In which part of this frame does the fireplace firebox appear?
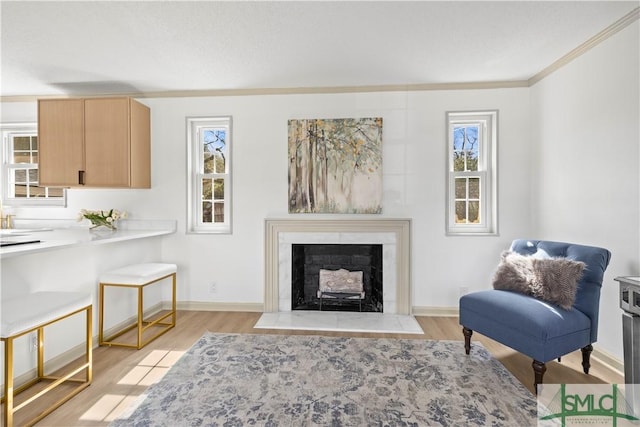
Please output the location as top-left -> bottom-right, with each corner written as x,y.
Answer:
291,244 -> 383,312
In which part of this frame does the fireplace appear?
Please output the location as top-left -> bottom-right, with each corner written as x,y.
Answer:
291,244 -> 383,312
264,219 -> 411,314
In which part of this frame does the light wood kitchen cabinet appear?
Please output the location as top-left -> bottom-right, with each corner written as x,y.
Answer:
38,97 -> 150,188
38,99 -> 84,187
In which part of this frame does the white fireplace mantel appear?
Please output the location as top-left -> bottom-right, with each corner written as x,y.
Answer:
264,218 -> 412,314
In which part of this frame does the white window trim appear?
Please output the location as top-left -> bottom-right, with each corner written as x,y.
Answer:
1,122 -> 67,207
186,116 -> 232,234
446,111 -> 497,235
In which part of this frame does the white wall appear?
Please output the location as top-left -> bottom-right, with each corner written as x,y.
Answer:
530,21 -> 640,361
147,89 -> 532,308
1,88 -> 532,311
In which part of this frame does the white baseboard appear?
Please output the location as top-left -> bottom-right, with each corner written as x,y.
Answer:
174,301 -> 263,312
591,347 -> 624,376
412,306 -> 459,317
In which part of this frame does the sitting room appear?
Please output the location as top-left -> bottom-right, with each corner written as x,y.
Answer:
1,1 -> 638,425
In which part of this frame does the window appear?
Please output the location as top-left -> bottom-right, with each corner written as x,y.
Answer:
1,123 -> 66,207
187,117 -> 232,233
446,111 -> 497,235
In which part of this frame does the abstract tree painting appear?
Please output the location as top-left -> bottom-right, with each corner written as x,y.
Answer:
288,117 -> 382,213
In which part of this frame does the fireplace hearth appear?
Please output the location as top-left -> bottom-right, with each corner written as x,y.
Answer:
291,244 -> 383,312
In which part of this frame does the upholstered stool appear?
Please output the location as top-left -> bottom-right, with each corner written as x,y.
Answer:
99,263 -> 177,349
1,292 -> 92,427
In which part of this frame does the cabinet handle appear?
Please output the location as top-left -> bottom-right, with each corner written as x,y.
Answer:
79,170 -> 86,185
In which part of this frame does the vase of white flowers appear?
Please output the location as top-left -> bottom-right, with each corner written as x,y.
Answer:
78,209 -> 127,230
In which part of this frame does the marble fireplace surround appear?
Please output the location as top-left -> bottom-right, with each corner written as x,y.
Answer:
264,219 -> 411,315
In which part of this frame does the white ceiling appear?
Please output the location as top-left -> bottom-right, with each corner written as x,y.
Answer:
1,1 -> 638,98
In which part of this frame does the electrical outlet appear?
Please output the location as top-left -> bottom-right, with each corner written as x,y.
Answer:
30,333 -> 38,352
209,283 -> 217,293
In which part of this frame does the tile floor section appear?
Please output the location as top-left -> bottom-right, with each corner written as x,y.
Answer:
254,311 -> 424,334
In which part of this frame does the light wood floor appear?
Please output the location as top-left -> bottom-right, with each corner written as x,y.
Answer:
6,311 -> 624,426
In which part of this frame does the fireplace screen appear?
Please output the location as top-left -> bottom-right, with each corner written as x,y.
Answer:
291,244 -> 383,312
318,268 -> 366,311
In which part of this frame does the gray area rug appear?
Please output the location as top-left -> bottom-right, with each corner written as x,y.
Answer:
111,333 -> 537,426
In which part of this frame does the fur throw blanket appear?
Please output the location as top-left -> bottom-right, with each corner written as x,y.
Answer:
492,251 -> 585,309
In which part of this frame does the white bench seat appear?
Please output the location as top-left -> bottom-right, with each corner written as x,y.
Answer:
1,291 -> 92,427
1,292 -> 92,338
99,263 -> 177,349
99,263 -> 177,286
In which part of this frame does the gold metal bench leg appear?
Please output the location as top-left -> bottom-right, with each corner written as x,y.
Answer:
137,286 -> 144,349
87,305 -> 93,383
4,336 -> 15,427
37,327 -> 44,378
99,283 -> 105,345
172,273 -> 177,326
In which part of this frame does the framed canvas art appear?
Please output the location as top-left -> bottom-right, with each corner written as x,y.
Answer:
288,117 -> 382,214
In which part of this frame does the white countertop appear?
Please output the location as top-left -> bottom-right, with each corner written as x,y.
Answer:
0,219 -> 176,259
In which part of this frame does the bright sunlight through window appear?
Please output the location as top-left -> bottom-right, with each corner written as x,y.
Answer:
79,349 -> 184,422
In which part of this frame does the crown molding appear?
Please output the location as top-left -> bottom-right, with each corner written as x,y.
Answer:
529,6 -> 639,86
0,80 -> 529,103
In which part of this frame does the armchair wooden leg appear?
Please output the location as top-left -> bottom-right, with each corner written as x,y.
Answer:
462,327 -> 473,355
581,344 -> 593,374
532,360 -> 546,394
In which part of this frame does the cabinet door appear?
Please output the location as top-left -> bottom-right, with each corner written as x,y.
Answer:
130,99 -> 151,188
84,98 -> 130,187
38,99 -> 85,186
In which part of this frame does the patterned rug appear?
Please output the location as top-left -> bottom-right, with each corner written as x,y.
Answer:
111,333 -> 537,426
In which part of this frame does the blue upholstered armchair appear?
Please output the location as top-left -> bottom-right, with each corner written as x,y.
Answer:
459,239 -> 611,392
